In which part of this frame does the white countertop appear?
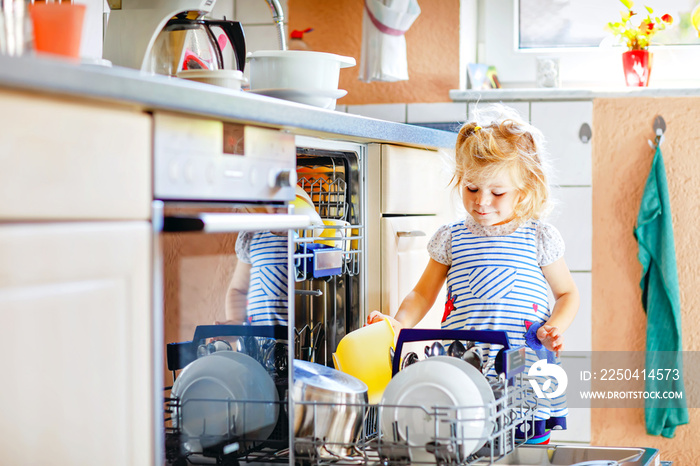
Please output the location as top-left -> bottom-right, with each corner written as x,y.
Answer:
449,86 -> 700,102
0,55 -> 457,150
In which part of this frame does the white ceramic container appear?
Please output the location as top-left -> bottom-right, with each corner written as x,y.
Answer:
247,50 -> 355,108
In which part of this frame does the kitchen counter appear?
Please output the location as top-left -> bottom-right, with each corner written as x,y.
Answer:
0,55 -> 456,150
450,86 -> 700,102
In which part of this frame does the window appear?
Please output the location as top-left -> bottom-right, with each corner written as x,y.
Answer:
519,0 -> 700,49
478,0 -> 700,87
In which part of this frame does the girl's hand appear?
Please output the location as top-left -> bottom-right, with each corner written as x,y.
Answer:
365,310 -> 404,336
537,324 -> 563,356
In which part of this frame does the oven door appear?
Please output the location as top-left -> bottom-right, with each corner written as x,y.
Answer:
154,202 -> 308,465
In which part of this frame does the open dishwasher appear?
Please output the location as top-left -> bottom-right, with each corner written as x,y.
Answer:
160,133 -> 659,466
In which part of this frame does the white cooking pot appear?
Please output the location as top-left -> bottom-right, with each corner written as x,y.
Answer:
247,50 -> 356,92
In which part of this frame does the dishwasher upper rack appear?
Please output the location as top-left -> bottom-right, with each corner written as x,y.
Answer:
293,223 -> 363,280
297,154 -> 350,222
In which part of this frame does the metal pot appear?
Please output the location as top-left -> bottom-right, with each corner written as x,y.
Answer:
292,359 -> 368,458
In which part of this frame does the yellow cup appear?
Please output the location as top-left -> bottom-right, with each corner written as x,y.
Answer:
332,317 -> 396,404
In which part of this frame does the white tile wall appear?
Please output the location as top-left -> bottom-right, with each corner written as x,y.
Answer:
468,102 -> 530,122
346,104 -> 407,123
235,0 -> 288,24
242,24 -> 286,54
210,0 -> 235,20
406,102 -> 467,124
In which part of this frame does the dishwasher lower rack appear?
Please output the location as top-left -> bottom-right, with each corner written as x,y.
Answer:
163,371 -> 537,466
290,371 -> 537,466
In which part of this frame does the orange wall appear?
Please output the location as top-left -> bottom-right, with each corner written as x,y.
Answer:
592,97 -> 700,464
288,0 -> 460,105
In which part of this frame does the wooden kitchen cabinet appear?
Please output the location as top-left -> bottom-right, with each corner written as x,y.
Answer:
0,222 -> 153,465
0,91 -> 154,464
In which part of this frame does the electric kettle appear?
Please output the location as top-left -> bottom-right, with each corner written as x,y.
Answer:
146,15 -> 246,76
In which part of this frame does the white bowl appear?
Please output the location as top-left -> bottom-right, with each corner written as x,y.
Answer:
176,69 -> 247,91
247,50 -> 355,94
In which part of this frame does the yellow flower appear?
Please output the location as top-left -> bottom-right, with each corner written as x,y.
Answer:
606,0 -> 674,50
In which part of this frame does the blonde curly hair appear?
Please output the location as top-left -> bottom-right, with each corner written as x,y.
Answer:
453,104 -> 552,222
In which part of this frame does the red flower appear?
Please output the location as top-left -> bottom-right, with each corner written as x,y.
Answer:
661,13 -> 673,25
640,20 -> 655,35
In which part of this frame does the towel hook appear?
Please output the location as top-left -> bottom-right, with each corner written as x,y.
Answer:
648,115 -> 666,150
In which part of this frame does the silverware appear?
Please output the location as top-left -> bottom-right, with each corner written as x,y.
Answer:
424,341 -> 446,358
446,340 -> 467,358
463,346 -> 483,372
401,351 -> 419,370
197,339 -> 232,358
264,341 -> 288,377
310,324 -> 324,362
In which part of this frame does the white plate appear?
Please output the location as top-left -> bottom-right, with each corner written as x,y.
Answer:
210,351 -> 279,439
380,358 -> 494,462
172,356 -> 248,449
248,88 -> 347,109
430,356 -> 496,451
171,351 -> 279,450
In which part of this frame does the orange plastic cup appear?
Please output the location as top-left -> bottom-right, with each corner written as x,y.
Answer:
29,3 -> 86,59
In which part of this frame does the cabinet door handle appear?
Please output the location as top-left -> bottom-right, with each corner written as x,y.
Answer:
579,123 -> 592,144
397,230 -> 426,238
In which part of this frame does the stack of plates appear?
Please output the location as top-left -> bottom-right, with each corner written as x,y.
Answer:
380,356 -> 495,462
248,89 -> 347,109
171,351 -> 279,451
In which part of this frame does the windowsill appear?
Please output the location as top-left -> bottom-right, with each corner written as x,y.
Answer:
449,85 -> 700,102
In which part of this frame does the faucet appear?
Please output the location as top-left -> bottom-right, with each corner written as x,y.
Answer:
264,0 -> 287,50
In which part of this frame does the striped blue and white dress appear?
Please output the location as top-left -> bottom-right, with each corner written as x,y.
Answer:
428,217 -> 568,431
236,231 -> 289,326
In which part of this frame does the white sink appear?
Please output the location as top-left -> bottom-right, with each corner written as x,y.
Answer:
492,444 -> 659,466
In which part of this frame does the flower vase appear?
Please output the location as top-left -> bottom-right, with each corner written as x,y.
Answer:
622,50 -> 652,87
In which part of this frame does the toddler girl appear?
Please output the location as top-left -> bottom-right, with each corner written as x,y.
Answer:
368,104 -> 579,444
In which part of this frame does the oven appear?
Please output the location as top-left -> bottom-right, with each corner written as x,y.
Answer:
151,111 -> 367,465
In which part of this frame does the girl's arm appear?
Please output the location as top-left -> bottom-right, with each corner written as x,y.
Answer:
539,257 -> 580,354
368,259 -> 449,331
220,261 -> 252,325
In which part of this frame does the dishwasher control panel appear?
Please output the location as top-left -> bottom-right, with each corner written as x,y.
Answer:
153,112 -> 296,202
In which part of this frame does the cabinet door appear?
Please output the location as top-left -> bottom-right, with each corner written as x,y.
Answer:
381,145 -> 453,215
531,101 -> 593,187
0,222 -> 152,466
548,186 -> 592,272
0,90 -> 152,220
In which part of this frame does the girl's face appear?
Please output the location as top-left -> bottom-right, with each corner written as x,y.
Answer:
462,168 -> 520,226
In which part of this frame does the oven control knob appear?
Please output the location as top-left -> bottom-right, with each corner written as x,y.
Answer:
269,168 -> 297,189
